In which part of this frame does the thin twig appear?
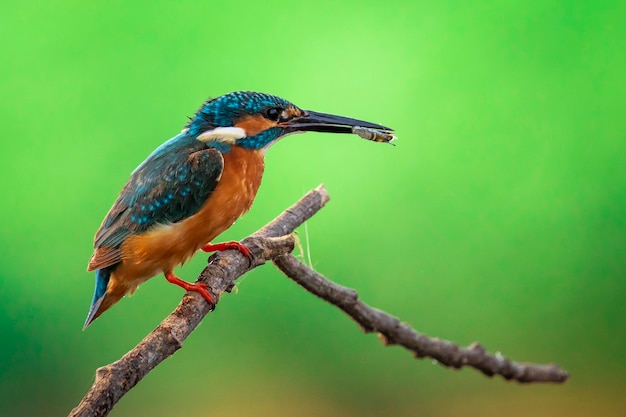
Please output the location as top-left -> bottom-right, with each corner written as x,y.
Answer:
69,185 -> 331,417
273,253 -> 569,384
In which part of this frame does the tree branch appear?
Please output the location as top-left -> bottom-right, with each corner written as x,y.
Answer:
70,185 -> 331,417
273,253 -> 569,383
70,183 -> 568,417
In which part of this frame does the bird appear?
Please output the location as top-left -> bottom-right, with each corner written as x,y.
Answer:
84,91 -> 393,329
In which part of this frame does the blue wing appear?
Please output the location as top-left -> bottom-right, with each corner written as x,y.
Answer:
87,140 -> 224,271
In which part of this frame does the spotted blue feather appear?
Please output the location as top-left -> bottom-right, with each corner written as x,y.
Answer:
92,132 -> 224,268
186,91 -> 293,136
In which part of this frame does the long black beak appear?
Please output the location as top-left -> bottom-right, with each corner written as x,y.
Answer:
281,110 -> 393,135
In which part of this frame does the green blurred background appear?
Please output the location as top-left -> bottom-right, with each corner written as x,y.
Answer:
1,1 -> 624,416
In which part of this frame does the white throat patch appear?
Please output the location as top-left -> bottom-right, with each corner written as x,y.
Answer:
197,127 -> 246,144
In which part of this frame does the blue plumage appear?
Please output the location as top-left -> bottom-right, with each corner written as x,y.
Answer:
186,91 -> 293,137
94,267 -> 111,300
237,127 -> 283,150
91,135 -> 224,270
83,267 -> 113,328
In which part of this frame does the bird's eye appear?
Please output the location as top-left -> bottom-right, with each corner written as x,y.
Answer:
265,107 -> 281,121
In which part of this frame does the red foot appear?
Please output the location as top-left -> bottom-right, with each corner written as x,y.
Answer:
165,272 -> 214,304
201,241 -> 253,262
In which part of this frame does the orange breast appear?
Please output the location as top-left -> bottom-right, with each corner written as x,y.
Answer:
111,146 -> 265,293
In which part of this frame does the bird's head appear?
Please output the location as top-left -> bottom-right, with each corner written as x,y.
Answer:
185,91 -> 392,150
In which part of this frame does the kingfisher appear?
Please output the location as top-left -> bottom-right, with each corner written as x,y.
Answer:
84,91 -> 393,328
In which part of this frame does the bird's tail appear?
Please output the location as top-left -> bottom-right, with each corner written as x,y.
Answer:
83,266 -> 121,329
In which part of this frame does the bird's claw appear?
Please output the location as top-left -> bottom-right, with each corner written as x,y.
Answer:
165,272 -> 215,304
201,241 -> 254,266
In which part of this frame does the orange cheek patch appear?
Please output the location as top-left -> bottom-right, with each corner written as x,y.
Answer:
284,106 -> 302,119
235,115 -> 277,137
